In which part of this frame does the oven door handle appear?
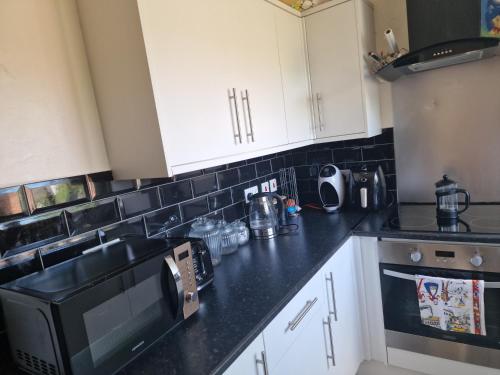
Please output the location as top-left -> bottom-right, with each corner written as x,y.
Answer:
164,255 -> 184,318
383,269 -> 500,288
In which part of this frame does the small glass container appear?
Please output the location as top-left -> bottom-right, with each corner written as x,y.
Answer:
220,221 -> 239,255
189,218 -> 222,266
233,220 -> 250,245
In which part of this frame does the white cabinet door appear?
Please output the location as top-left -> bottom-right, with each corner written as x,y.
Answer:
137,0 -> 250,167
305,1 -> 366,139
224,334 -> 267,375
274,9 -> 313,144
269,307 -> 331,375
323,238 -> 366,375
234,0 -> 288,151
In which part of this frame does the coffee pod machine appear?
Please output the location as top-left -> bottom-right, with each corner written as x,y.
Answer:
318,164 -> 345,213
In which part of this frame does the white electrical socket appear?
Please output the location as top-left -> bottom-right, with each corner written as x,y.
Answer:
269,179 -> 278,192
261,181 -> 270,193
244,186 -> 259,203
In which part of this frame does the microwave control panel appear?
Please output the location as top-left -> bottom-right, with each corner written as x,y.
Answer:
174,242 -> 200,318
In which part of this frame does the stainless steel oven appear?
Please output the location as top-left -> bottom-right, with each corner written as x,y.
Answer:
0,237 -> 203,375
378,240 -> 500,369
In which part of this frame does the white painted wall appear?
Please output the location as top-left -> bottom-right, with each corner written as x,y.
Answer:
0,0 -> 109,188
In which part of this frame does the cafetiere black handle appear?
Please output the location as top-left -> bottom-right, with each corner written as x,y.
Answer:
456,189 -> 470,214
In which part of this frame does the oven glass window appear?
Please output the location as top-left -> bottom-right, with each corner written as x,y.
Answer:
82,273 -> 163,367
380,264 -> 500,350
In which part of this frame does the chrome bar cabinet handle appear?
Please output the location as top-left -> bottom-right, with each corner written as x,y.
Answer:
228,88 -> 242,144
316,93 -> 324,131
325,272 -> 338,321
241,89 -> 255,143
323,315 -> 336,367
287,297 -> 318,332
255,351 -> 269,375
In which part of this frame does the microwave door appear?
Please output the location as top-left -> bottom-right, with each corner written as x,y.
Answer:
56,252 -> 184,375
379,264 -> 500,351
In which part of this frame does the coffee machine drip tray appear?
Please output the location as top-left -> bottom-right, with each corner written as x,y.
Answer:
384,204 -> 500,234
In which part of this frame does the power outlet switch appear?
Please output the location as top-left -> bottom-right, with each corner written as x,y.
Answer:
244,186 -> 259,203
269,179 -> 278,192
261,181 -> 270,193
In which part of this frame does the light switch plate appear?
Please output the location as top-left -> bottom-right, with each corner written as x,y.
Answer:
269,179 -> 278,192
244,186 -> 259,203
261,181 -> 270,193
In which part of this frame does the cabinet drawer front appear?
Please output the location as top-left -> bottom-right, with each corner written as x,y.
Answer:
263,271 -> 325,370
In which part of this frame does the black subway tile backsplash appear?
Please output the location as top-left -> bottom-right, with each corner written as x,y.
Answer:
86,171 -> 136,200
25,176 -> 89,214
100,216 -> 146,242
333,147 -> 362,163
223,202 -> 246,222
271,157 -> 285,172
144,206 -> 182,237
208,190 -> 233,211
159,180 -> 193,206
238,165 -> 257,182
191,174 -> 218,197
65,198 -> 120,236
217,169 -> 239,189
0,211 -> 67,257
180,197 -> 209,222
362,144 -> 395,161
0,186 -> 28,222
231,182 -> 250,203
0,128 -> 395,279
307,150 -> 333,164
290,128 -> 396,205
0,251 -> 43,285
118,188 -> 161,219
256,160 -> 272,177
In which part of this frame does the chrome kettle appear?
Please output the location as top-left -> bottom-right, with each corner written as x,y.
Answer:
248,192 -> 285,239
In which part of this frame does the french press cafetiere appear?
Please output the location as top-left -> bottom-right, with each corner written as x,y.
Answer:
435,175 -> 471,223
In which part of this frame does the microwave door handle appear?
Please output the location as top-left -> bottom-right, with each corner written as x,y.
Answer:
164,255 -> 184,318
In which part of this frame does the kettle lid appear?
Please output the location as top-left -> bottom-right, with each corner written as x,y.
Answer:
435,174 -> 456,188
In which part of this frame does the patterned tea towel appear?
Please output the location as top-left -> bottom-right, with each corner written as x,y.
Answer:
415,275 -> 486,336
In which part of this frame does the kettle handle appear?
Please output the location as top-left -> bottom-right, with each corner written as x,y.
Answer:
272,192 -> 286,224
456,189 -> 470,214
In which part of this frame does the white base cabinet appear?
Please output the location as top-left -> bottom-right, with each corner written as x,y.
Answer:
321,237 -> 366,375
225,237 -> 366,375
224,335 -> 267,375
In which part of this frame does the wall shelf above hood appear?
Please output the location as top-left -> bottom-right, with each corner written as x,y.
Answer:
376,37 -> 500,82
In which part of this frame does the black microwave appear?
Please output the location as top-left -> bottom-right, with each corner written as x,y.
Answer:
0,237 -> 211,375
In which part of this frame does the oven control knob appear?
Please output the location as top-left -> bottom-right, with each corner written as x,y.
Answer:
185,292 -> 197,303
470,255 -> 484,268
410,249 -> 422,263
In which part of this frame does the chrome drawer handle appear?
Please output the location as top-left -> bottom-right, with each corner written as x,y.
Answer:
255,351 -> 269,375
287,297 -> 318,332
325,272 -> 338,321
323,315 -> 336,367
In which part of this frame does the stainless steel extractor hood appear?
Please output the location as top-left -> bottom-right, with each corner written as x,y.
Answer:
375,0 -> 500,82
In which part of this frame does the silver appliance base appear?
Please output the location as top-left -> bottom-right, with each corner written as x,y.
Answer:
386,330 -> 500,370
251,227 -> 278,239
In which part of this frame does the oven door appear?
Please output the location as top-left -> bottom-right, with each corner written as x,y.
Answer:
55,251 -> 183,375
380,263 -> 500,351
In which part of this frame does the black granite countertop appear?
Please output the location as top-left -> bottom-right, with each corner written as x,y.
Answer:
117,209 -> 365,375
5,205 -> 500,375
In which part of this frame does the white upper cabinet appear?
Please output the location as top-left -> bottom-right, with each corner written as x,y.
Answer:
137,0 -> 251,168
305,0 -> 381,142
274,8 -> 313,144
